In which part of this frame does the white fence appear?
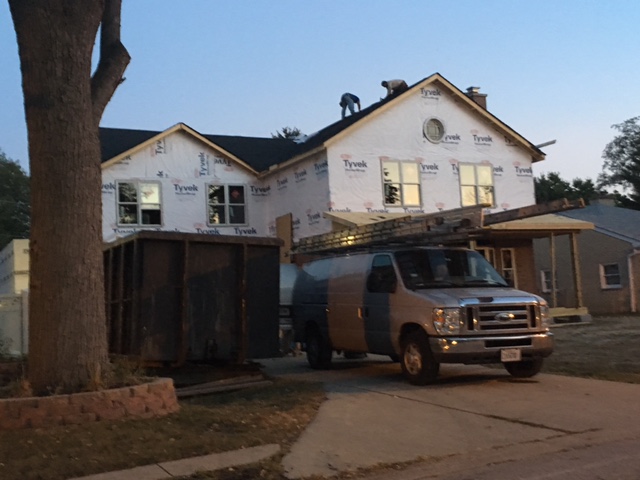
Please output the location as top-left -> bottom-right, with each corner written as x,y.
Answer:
0,292 -> 29,357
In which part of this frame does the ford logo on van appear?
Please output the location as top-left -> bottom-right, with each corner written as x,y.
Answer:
496,312 -> 516,321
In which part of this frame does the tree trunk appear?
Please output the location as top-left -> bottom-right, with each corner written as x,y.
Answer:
9,0 -> 129,394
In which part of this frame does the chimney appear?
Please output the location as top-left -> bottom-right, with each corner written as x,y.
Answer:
465,86 -> 487,110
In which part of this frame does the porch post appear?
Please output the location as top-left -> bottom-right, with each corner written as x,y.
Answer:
569,232 -> 584,308
550,234 -> 557,308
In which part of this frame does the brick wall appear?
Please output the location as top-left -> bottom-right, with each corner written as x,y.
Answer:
0,378 -> 179,430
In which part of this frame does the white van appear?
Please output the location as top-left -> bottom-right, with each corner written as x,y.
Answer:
292,247 -> 553,385
279,263 -> 300,355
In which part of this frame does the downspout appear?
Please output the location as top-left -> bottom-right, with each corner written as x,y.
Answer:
628,248 -> 640,313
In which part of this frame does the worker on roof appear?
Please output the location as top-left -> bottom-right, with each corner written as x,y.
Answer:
381,79 -> 408,98
339,93 -> 361,119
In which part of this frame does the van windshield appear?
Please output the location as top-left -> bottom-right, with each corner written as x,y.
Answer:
394,249 -> 509,289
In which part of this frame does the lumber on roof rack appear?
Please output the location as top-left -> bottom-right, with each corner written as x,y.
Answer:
291,198 -> 585,256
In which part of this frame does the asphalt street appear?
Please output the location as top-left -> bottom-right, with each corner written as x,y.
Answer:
260,355 -> 640,480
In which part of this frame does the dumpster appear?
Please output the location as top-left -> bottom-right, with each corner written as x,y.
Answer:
103,231 -> 282,365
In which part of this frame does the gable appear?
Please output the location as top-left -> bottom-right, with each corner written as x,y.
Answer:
282,73 -> 545,168
100,123 -> 296,174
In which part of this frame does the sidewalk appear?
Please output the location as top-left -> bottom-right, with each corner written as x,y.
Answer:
70,444 -> 280,480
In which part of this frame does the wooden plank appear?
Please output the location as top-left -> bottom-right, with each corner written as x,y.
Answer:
483,198 -> 585,226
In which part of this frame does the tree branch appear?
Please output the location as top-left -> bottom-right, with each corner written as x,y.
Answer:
91,0 -> 130,126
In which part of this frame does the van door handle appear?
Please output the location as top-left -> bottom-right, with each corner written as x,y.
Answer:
359,307 -> 369,318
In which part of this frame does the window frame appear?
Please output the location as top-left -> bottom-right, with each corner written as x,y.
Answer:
206,183 -> 248,226
458,162 -> 495,208
423,117 -> 445,143
599,263 -> 622,289
116,180 -> 163,227
500,248 -> 517,288
381,159 -> 422,208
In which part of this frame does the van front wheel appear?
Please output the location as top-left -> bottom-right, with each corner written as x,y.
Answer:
401,330 -> 439,385
504,358 -> 543,378
306,329 -> 332,369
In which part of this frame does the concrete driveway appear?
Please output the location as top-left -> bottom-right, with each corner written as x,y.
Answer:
259,355 -> 640,479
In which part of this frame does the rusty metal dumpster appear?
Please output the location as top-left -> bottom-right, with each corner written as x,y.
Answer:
103,231 -> 282,365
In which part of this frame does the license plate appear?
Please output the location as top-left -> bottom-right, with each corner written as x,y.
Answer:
501,348 -> 522,362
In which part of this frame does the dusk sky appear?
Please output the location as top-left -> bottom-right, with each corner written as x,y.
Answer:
1,1 -> 639,183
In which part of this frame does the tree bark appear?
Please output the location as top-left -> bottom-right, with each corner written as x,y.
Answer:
9,0 -> 129,393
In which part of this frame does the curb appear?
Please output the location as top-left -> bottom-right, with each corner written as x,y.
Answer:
69,443 -> 281,480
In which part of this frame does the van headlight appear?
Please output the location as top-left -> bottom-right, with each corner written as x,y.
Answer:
433,308 -> 462,335
539,303 -> 551,330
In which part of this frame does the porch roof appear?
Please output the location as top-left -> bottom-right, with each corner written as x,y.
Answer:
324,211 -> 594,234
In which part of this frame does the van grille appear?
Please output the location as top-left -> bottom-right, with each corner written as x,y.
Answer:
465,304 -> 537,333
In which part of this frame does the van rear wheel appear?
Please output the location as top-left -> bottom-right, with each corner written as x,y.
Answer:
401,330 -> 439,385
306,329 -> 332,369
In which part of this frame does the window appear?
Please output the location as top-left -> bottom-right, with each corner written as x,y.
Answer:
117,181 -> 162,226
208,184 -> 247,225
382,160 -> 421,207
367,255 -> 397,293
600,263 -> 621,289
474,247 -> 496,267
423,118 -> 445,143
540,270 -> 553,293
500,248 -> 517,288
459,163 -> 495,207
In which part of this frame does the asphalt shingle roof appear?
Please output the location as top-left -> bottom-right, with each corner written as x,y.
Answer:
559,204 -> 640,244
99,88 -> 398,172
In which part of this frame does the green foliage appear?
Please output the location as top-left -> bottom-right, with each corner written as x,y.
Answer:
0,150 -> 30,249
534,172 -> 605,204
598,116 -> 640,210
271,126 -> 303,140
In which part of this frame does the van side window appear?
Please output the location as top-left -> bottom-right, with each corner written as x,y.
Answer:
367,255 -> 397,293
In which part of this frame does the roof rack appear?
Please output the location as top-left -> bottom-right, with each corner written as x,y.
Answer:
291,198 -> 585,256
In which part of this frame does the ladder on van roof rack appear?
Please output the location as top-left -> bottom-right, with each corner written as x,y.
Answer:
291,198 -> 585,256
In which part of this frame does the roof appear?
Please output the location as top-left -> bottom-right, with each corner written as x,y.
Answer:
558,204 -> 640,245
488,213 -> 594,232
100,126 -> 299,172
295,72 -> 545,161
100,72 -> 545,172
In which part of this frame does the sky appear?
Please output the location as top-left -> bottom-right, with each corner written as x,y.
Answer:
1,0 -> 639,183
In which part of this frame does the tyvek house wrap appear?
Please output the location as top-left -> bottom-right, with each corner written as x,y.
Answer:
101,80 -> 537,244
324,84 -> 536,217
101,132 -> 333,243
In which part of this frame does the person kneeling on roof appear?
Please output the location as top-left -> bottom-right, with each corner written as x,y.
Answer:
381,79 -> 408,98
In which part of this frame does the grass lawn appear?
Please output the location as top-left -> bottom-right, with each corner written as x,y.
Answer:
543,315 -> 640,383
0,378 -> 325,480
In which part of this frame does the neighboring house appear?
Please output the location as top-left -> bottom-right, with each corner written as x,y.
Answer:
0,239 -> 29,295
0,239 -> 29,356
534,199 -> 640,315
99,72 -> 592,314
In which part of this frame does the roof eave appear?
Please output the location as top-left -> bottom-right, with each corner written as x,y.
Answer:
258,145 -> 326,178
